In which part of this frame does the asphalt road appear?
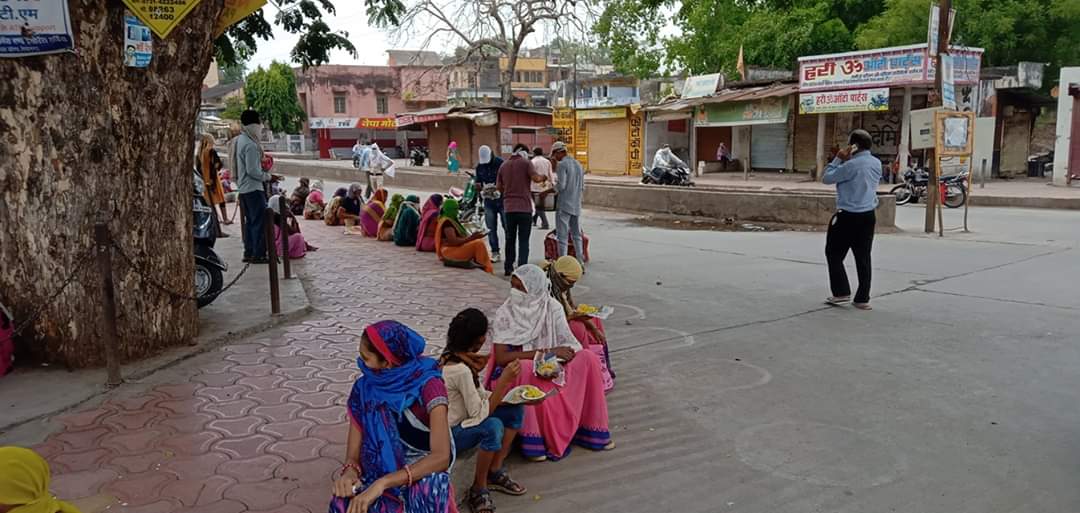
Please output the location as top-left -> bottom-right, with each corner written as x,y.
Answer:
276,175 -> 1080,512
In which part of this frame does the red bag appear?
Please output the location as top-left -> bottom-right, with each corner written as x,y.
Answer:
544,230 -> 590,263
0,303 -> 13,377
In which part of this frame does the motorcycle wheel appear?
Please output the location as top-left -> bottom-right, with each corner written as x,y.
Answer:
890,184 -> 914,205
195,260 -> 224,309
944,185 -> 967,208
641,176 -> 651,184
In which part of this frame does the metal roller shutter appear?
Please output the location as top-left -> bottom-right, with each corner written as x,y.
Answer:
750,122 -> 789,170
587,119 -> 629,175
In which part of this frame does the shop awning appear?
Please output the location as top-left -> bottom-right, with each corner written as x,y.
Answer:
645,82 -> 799,114
395,107 -> 453,128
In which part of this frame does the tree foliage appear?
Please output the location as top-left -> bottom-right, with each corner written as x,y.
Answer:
221,96 -> 246,120
219,61 -> 247,85
596,0 -> 1078,80
245,62 -> 307,133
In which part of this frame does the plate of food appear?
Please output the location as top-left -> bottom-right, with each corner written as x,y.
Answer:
575,303 -> 614,320
503,384 -> 558,405
533,351 -> 566,385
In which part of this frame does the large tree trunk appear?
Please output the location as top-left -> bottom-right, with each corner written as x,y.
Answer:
0,1 -> 222,368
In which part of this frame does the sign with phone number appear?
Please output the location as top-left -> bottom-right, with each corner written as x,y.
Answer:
123,0 -> 203,38
798,44 -> 982,92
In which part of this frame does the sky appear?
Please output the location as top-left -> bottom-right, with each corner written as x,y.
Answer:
247,2 -> 398,70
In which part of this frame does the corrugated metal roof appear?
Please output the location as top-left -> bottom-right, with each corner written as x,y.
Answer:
645,82 -> 798,112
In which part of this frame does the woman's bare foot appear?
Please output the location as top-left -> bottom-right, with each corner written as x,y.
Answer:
853,302 -> 872,310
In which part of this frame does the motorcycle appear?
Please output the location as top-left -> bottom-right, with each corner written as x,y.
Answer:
410,146 -> 428,166
193,169 -> 227,308
890,167 -> 968,208
446,171 -> 487,231
641,165 -> 694,187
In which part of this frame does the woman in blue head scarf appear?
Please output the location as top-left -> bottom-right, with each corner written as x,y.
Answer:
331,320 -> 456,513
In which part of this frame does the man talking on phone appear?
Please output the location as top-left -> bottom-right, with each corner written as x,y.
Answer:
822,129 -> 881,310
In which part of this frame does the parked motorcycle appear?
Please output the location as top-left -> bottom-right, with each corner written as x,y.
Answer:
193,169 -> 227,308
890,167 -> 968,208
446,171 -> 486,231
410,146 -> 428,166
641,165 -> 695,187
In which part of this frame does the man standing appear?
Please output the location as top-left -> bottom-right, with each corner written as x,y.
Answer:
530,147 -> 556,230
235,110 -> 273,263
496,143 -> 544,276
352,138 -> 374,199
552,142 -> 585,264
822,129 -> 881,310
474,145 -> 504,263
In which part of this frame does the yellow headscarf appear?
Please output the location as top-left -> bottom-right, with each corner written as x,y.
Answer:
551,256 -> 583,282
0,447 -> 82,513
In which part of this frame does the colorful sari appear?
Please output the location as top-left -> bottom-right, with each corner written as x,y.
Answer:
484,265 -> 611,460
435,199 -> 493,274
378,194 -> 405,241
0,447 -> 82,513
545,257 -> 615,391
324,188 -> 349,226
416,194 -> 444,252
333,321 -> 456,513
394,195 -> 421,247
304,180 -> 325,219
360,188 -> 388,237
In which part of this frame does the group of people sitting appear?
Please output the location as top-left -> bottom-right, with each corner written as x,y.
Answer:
331,259 -> 615,513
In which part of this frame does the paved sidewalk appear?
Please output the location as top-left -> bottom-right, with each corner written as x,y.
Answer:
13,221 -> 507,513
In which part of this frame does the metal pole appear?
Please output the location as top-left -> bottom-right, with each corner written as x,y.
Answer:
264,207 -> 281,314
94,224 -> 123,387
926,0 -> 952,233
979,158 -> 986,189
278,196 -> 291,279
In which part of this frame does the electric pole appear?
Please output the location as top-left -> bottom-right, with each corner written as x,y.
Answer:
926,0 -> 952,233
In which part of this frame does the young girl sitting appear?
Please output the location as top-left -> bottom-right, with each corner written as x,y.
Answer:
440,308 -> 529,513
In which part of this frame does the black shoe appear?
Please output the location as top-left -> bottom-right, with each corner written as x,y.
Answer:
504,269 -> 513,277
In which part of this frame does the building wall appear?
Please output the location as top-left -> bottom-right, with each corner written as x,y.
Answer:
449,119 -> 475,168
1053,68 -> 1080,185
646,118 -> 692,170
999,108 -> 1033,175
398,66 -> 448,104
428,123 -> 450,167
295,65 -> 406,120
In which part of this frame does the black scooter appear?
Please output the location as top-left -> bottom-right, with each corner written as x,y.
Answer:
193,169 -> 227,308
410,146 -> 428,166
641,165 -> 695,187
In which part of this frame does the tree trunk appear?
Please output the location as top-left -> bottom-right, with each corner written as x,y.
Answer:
502,52 -> 517,106
0,1 -> 222,368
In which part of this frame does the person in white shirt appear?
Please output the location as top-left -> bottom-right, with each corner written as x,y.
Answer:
530,147 -> 556,230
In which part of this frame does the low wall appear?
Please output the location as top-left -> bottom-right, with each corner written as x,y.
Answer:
273,161 -> 897,228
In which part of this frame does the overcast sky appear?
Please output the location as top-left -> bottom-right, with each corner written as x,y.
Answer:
248,3 -> 398,70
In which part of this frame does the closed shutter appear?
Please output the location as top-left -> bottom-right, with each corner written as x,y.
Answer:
587,119 -> 629,175
750,122 -> 789,170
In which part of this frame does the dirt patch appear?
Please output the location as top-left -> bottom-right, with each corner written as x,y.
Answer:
626,213 -> 824,232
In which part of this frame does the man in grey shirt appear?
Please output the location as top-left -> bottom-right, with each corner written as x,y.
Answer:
552,142 -> 585,264
234,110 -> 273,263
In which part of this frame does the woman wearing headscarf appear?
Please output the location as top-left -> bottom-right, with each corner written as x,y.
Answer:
377,193 -> 405,241
268,194 -> 317,259
289,177 -> 311,216
416,194 -> 444,252
330,321 -> 456,513
304,180 -> 326,220
197,133 -> 230,226
446,141 -> 460,175
0,446 -> 82,513
484,265 -> 613,461
435,198 -> 493,273
339,183 -> 367,232
543,256 -> 615,391
324,187 -> 349,226
353,188 -> 388,237
393,195 -> 422,247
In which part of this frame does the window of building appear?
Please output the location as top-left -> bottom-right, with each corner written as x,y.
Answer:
515,71 -> 522,83
333,94 -> 346,114
376,94 -> 388,114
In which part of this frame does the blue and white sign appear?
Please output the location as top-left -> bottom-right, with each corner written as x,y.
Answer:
123,12 -> 152,68
941,53 -> 956,110
0,0 -> 74,57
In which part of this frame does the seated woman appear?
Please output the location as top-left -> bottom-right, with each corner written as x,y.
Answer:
269,194 -> 317,259
331,321 -> 455,513
290,177 -> 311,215
440,309 -> 530,513
340,183 -> 369,232
416,194 -> 444,252
304,180 -> 326,220
323,187 -> 349,226
353,188 -> 388,237
543,256 -> 615,391
0,446 -> 83,513
377,193 -> 404,241
435,198 -> 493,274
485,265 -> 614,461
393,195 -> 422,247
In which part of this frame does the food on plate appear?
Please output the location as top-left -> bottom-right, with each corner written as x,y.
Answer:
520,385 -> 545,400
575,304 -> 600,315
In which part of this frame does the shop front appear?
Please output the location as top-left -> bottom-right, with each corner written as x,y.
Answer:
311,117 -> 400,159
397,107 -> 553,169
575,106 -> 644,176
694,86 -> 796,172
643,107 -> 694,172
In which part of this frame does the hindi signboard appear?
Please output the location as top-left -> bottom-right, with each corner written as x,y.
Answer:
358,117 -> 395,129
0,0 -> 74,57
123,12 -> 152,68
576,107 -> 627,120
123,0 -> 203,39
941,53 -> 957,110
798,44 -> 982,92
927,4 -> 956,57
696,97 -> 789,127
681,73 -> 722,99
627,112 -> 644,175
798,87 -> 890,114
553,107 -> 575,155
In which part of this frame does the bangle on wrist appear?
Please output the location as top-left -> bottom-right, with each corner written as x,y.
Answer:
339,462 -> 359,478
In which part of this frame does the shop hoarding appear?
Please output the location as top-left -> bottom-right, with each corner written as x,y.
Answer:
798,44 -> 982,92
627,112 -> 644,174
798,87 -> 890,114
696,97 -> 789,127
576,107 -> 626,120
0,0 -> 74,57
553,107 -> 575,155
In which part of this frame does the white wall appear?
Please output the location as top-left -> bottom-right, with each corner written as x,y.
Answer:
732,125 -> 752,167
1053,67 -> 1080,186
644,118 -> 692,168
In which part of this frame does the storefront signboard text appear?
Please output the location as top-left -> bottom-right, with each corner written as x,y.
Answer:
553,107 -> 575,155
123,0 -> 203,38
682,73 -> 722,99
576,107 -> 626,120
0,0 -> 74,57
798,44 -> 982,92
696,97 -> 789,127
626,112 -> 644,174
358,117 -> 395,129
798,87 -> 890,114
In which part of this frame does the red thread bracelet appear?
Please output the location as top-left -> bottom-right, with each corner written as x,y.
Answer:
405,464 -> 413,487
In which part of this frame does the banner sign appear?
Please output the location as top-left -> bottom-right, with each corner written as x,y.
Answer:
395,112 -> 447,128
696,97 -> 789,127
358,117 -> 395,129
681,73 -> 722,99
123,12 -> 152,68
309,118 -> 358,130
798,44 -> 982,92
626,112 -> 644,174
941,54 -> 956,110
215,0 -> 265,36
553,107 -> 575,156
122,0 -> 203,39
927,4 -> 956,57
0,0 -> 74,57
576,107 -> 626,120
799,87 -> 890,114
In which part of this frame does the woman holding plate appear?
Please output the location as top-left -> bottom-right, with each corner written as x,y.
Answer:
543,256 -> 615,391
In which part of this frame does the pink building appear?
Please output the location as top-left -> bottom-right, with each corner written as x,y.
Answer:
295,58 -> 448,158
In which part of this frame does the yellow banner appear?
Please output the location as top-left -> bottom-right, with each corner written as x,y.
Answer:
627,112 -> 644,175
123,0 -> 203,38
215,0 -> 267,36
576,107 -> 626,120
553,108 -> 575,156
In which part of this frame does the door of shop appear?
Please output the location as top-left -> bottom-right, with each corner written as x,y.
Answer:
588,118 -> 629,175
750,123 -> 789,170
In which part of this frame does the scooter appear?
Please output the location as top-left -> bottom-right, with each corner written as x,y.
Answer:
641,165 -> 694,187
446,171 -> 486,231
193,169 -> 227,308
410,146 -> 428,166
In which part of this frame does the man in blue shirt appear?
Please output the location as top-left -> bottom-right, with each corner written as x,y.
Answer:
822,129 -> 881,310
474,145 -> 504,263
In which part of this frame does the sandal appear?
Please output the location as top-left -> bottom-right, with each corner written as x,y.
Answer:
487,469 -> 527,496
467,488 -> 495,513
603,440 -> 616,451
825,296 -> 851,306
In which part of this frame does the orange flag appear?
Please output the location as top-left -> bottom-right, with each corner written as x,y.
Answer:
736,45 -> 746,81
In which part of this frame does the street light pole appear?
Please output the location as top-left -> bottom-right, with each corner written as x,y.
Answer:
926,0 -> 952,233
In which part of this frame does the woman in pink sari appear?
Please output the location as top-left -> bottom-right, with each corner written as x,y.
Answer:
415,194 -> 444,252
269,194 -> 317,259
485,264 -> 614,462
543,257 -> 614,392
357,188 -> 388,237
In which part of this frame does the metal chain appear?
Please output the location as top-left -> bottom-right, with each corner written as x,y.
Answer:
111,241 -> 253,302
10,247 -> 96,336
